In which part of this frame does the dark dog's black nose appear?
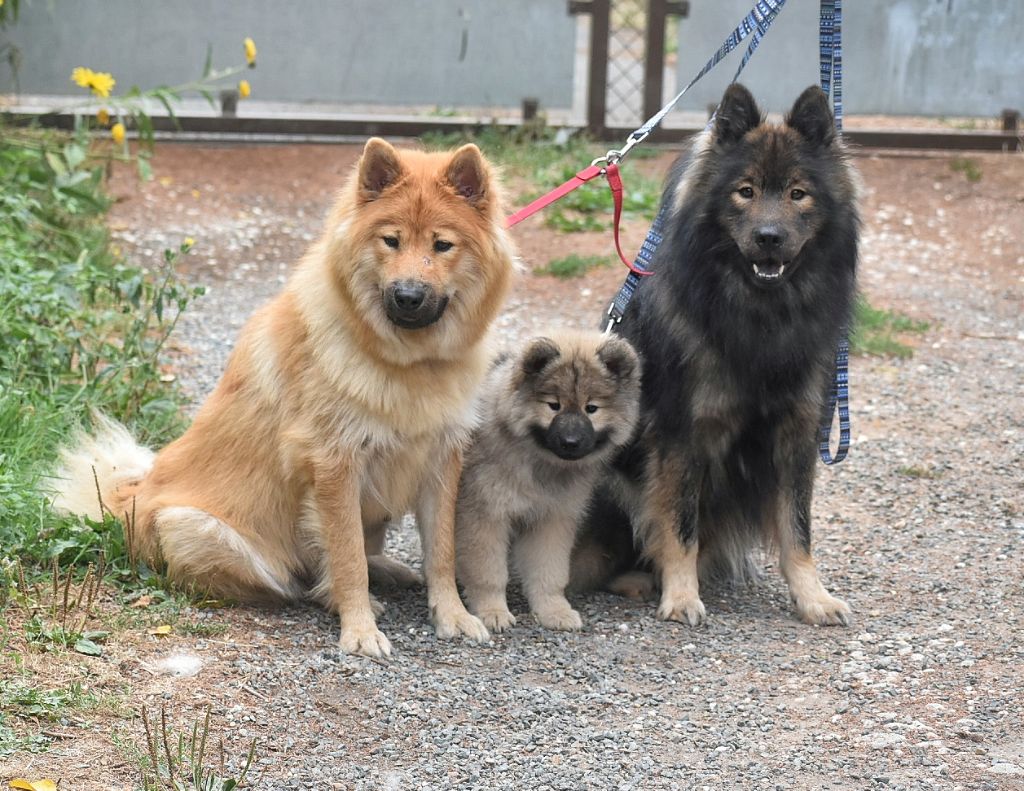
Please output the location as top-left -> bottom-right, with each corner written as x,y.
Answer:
392,282 -> 426,311
755,226 -> 786,252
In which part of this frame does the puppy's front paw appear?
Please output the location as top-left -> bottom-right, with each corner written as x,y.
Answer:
533,603 -> 583,631
794,591 -> 851,627
369,593 -> 385,618
339,623 -> 392,658
476,607 -> 516,633
657,591 -> 706,626
608,570 -> 657,600
433,607 -> 490,643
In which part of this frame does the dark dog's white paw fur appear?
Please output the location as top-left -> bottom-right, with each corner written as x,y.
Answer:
795,592 -> 852,626
657,591 -> 706,626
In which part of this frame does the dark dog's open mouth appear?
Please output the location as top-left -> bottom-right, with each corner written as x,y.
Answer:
752,259 -> 788,284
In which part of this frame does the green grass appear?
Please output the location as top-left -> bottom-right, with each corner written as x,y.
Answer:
534,253 -> 616,279
0,679 -> 100,757
850,298 -> 930,358
0,125 -> 202,575
950,157 -> 983,183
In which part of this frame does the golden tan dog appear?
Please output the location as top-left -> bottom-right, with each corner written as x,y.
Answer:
52,138 -> 517,657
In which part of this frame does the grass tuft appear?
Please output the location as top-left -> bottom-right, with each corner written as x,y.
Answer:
534,253 -> 616,279
851,297 -> 930,358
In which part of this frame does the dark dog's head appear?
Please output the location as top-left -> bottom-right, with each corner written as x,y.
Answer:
511,333 -> 640,463
710,83 -> 844,288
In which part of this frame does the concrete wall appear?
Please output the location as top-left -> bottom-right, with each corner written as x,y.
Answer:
672,0 -> 1023,117
0,0 -> 576,108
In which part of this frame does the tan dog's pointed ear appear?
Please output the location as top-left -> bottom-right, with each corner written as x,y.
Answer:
444,144 -> 489,208
358,138 -> 405,202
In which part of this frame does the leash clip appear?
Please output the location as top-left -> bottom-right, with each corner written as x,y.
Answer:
602,302 -> 622,335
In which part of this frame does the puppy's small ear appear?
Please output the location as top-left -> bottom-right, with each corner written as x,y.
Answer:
521,337 -> 560,376
358,138 -> 405,202
597,337 -> 639,381
714,83 -> 762,146
786,85 -> 835,147
445,144 -> 489,208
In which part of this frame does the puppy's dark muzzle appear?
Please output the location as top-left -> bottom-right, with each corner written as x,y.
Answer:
383,280 -> 448,329
545,412 -> 596,461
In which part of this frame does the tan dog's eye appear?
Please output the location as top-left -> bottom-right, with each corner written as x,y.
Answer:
790,188 -> 807,201
433,240 -> 453,253
585,404 -> 598,414
738,186 -> 754,199
382,236 -> 399,249
547,402 -> 561,411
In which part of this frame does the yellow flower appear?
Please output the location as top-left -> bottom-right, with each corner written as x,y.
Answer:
70,66 -> 116,98
238,79 -> 251,99
183,237 -> 196,250
111,122 -> 126,144
96,108 -> 110,126
244,37 -> 257,66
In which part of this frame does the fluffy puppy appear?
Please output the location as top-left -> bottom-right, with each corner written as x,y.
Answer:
455,331 -> 640,631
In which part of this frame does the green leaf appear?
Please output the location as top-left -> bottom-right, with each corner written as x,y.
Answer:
63,142 -> 87,170
74,638 -> 102,656
137,157 -> 153,182
44,151 -> 67,177
202,43 -> 214,78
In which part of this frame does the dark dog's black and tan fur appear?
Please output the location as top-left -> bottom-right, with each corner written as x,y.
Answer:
572,83 -> 860,626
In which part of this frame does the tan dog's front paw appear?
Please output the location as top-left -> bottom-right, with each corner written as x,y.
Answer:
339,623 -> 392,657
433,607 -> 490,643
476,607 -> 516,633
794,592 -> 851,627
533,603 -> 583,631
657,591 -> 706,626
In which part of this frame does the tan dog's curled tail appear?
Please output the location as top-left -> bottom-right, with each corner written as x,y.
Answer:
50,412 -> 155,541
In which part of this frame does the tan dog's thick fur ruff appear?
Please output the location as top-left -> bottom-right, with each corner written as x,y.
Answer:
51,138 -> 517,657
455,331 -> 640,632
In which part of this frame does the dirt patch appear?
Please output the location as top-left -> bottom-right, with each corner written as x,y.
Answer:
3,141 -> 1022,790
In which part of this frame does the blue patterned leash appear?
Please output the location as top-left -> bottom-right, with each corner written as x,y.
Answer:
602,0 -> 789,333
817,0 -> 851,465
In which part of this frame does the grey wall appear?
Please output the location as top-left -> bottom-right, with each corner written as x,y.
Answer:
674,0 -> 1023,116
0,0 -> 576,108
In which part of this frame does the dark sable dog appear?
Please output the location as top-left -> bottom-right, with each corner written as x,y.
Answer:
571,83 -> 860,627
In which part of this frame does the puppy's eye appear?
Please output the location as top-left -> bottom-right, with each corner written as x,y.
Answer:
433,240 -> 453,253
738,186 -> 754,199
790,188 -> 807,201
585,404 -> 598,414
547,402 -> 561,412
382,236 -> 400,249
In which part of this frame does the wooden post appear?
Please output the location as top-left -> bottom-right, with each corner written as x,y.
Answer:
569,0 -> 610,137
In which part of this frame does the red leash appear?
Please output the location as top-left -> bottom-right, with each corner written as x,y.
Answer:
505,161 -> 653,278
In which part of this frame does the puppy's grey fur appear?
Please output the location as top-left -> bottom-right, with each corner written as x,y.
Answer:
455,330 -> 640,631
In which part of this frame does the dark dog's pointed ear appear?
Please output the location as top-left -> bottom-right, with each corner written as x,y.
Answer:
714,83 -> 762,145
445,144 -> 490,209
358,138 -> 405,202
521,337 -> 560,376
597,336 -> 639,382
786,85 -> 835,147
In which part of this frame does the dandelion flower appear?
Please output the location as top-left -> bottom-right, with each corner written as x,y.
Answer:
111,122 -> 126,144
183,237 -> 196,250
238,79 -> 251,99
96,108 -> 110,126
244,37 -> 257,66
71,66 -> 116,98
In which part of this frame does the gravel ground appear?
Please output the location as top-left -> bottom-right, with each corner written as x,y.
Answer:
20,143 -> 1021,790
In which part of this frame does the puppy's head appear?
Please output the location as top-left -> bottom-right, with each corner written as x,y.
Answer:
510,332 -> 641,463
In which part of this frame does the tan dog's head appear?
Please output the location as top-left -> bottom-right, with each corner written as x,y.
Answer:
327,138 -> 515,360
